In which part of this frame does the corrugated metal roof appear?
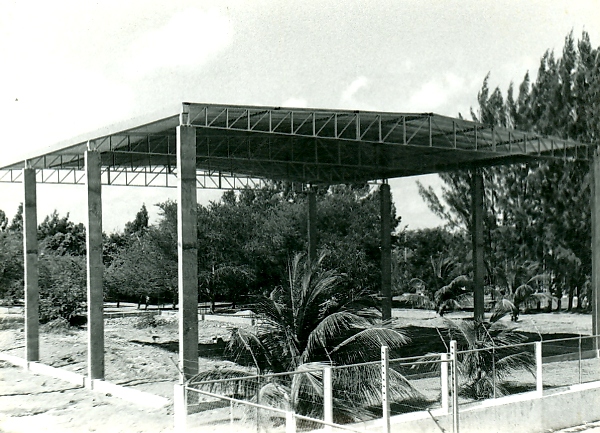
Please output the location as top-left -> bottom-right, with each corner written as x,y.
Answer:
0,102 -> 592,187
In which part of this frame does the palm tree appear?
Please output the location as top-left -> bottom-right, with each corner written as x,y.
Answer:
191,251 -> 420,422
444,314 -> 535,399
492,283 -> 556,321
396,278 -> 436,310
434,275 -> 473,316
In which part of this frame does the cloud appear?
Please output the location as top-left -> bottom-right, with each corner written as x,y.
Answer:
408,72 -> 467,113
125,8 -> 234,78
281,97 -> 308,108
341,76 -> 369,103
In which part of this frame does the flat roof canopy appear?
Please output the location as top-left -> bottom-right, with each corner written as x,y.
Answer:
0,102 -> 593,188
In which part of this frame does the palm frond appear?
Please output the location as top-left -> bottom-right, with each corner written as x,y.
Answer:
490,298 -> 517,322
330,326 -> 411,364
187,367 -> 257,398
227,327 -> 275,371
302,311 -> 371,363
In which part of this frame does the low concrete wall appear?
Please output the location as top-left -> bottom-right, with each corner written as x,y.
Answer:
378,382 -> 600,433
0,352 -> 169,409
29,361 -> 86,386
89,379 -> 169,409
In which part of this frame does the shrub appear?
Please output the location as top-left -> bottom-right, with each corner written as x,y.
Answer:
133,314 -> 168,329
38,254 -> 86,323
42,317 -> 72,333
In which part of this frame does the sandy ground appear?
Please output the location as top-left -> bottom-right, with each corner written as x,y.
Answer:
0,361 -> 174,433
0,307 -> 598,433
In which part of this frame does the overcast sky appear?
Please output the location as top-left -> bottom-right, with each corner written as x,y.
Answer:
1,0 -> 598,232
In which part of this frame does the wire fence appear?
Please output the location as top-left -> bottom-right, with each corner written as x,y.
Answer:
542,335 -> 600,390
178,335 -> 600,433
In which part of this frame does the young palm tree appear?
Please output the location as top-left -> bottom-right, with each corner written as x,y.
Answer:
396,278 -> 436,310
191,251 -> 420,422
444,314 -> 535,399
492,283 -> 556,321
434,275 -> 473,316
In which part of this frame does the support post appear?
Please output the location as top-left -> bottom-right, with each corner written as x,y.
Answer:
381,346 -> 390,433
85,149 -> 104,380
471,169 -> 485,321
285,411 -> 296,433
535,341 -> 543,396
450,340 -> 459,433
440,353 -> 449,413
380,182 -> 392,321
174,383 -> 187,432
23,166 -> 39,362
323,366 -> 333,432
308,187 -> 317,263
177,118 -> 199,382
592,147 -> 600,349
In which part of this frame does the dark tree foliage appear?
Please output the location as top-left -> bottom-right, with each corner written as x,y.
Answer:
8,203 -> 23,232
419,30 -> 599,311
38,211 -> 86,256
0,230 -> 23,302
124,203 -> 149,236
395,228 -> 468,297
38,253 -> 87,323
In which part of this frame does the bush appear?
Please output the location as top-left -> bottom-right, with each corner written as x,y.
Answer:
42,317 -> 71,333
133,314 -> 168,329
38,254 -> 86,323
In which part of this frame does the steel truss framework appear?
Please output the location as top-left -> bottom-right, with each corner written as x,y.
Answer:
0,102 -> 594,188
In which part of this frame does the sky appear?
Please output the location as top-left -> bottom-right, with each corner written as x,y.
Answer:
1,0 -> 599,232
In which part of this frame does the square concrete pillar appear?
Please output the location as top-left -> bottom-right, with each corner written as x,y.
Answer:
177,121 -> 199,382
85,149 -> 104,380
592,148 -> 600,346
23,167 -> 39,362
307,188 -> 317,263
380,182 -> 392,321
471,169 -> 485,321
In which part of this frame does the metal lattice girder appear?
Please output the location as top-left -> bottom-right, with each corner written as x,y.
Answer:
0,103 -> 594,186
186,104 -> 591,159
0,168 -> 272,190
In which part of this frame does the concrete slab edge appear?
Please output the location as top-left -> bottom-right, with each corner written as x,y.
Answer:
0,352 -> 170,409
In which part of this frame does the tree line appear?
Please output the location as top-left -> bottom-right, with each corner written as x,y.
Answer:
413,30 -> 599,312
0,183 -> 400,322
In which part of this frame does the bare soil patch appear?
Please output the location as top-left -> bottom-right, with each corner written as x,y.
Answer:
0,307 -> 596,432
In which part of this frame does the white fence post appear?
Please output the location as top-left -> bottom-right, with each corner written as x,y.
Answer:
285,411 -> 296,433
323,366 -> 333,432
535,341 -> 543,396
449,340 -> 459,433
174,383 -> 187,433
441,353 -> 449,413
381,346 -> 390,433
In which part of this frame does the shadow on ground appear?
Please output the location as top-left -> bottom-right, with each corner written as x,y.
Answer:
129,339 -> 227,360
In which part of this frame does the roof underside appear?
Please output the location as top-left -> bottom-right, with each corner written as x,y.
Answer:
0,103 -> 593,188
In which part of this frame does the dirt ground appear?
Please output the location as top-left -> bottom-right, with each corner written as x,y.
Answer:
0,307 -> 598,433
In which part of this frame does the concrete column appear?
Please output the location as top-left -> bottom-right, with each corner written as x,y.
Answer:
23,167 -> 39,362
471,170 -> 485,321
307,188 -> 317,263
85,150 -> 104,380
380,183 -> 392,321
591,148 -> 600,346
177,122 -> 199,382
